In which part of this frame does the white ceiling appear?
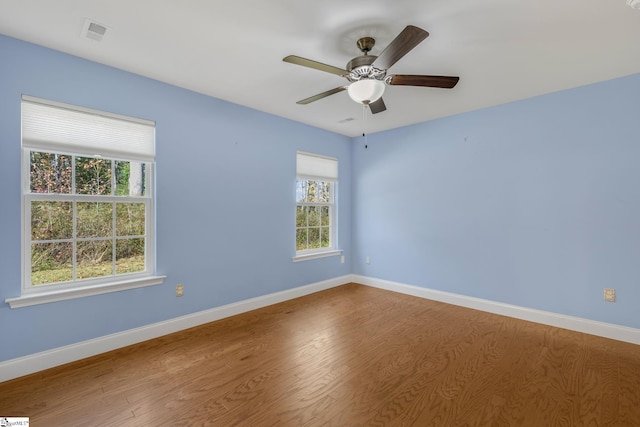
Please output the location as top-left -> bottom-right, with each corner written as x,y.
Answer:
1,0 -> 640,137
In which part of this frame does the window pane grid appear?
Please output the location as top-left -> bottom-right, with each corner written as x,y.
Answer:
27,150 -> 149,287
21,98 -> 156,297
295,177 -> 334,253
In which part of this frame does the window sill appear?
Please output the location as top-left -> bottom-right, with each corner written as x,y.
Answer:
5,275 -> 166,308
292,249 -> 343,263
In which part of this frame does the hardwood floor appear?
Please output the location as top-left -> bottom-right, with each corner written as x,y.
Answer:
1,283 -> 639,426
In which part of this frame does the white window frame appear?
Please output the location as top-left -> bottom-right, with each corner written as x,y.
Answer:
6,96 -> 165,308
293,151 -> 342,262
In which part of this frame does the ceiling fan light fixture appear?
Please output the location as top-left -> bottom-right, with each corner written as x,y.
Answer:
347,79 -> 385,105
628,0 -> 640,8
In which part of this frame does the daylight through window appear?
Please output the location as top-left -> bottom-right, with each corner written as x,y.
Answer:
21,96 -> 156,294
296,152 -> 338,255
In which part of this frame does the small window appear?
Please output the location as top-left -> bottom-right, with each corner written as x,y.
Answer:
11,96 -> 163,307
294,152 -> 340,261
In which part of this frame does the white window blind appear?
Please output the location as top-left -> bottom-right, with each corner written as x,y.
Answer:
21,95 -> 155,161
296,152 -> 338,181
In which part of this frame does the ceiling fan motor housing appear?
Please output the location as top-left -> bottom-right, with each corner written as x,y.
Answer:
346,55 -> 386,83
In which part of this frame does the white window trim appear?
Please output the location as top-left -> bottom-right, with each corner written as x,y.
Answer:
6,275 -> 166,308
8,96 -> 164,308
292,249 -> 343,263
294,184 -> 337,258
294,152 -> 339,261
21,165 -> 157,289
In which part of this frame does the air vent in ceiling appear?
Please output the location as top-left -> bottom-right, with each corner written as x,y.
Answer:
81,18 -> 108,42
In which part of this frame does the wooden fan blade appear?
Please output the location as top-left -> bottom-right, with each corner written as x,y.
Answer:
296,86 -> 347,105
372,25 -> 429,70
283,55 -> 347,76
369,98 -> 386,114
387,74 -> 459,89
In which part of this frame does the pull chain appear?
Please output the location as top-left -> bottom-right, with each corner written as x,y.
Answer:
362,103 -> 368,148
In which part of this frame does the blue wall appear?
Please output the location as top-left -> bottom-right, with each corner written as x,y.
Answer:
352,73 -> 640,329
0,35 -> 351,361
2,33 -> 639,363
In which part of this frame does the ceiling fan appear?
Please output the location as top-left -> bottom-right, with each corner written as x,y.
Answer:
283,25 -> 459,114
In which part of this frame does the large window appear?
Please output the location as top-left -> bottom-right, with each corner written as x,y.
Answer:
9,96 -> 163,308
294,152 -> 340,261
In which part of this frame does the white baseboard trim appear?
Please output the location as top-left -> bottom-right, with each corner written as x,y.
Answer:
0,275 -> 350,383
4,274 -> 637,383
353,275 -> 640,346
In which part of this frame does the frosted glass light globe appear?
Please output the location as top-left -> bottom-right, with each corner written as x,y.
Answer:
347,79 -> 385,105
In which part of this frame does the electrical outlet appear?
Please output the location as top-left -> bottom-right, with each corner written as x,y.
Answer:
340,255 -> 345,264
366,256 -> 371,265
176,284 -> 184,297
604,288 -> 615,302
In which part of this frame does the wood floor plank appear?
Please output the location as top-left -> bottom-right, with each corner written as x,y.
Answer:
1,283 -> 639,426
